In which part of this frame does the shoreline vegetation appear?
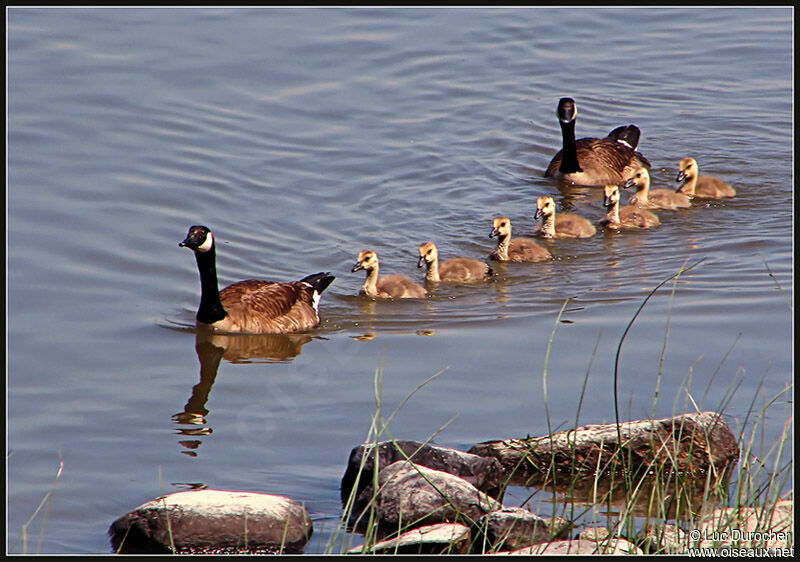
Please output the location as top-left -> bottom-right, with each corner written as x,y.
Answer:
17,264 -> 793,555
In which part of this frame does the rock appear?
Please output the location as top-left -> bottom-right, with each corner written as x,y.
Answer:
341,440 -> 505,506
348,523 -> 471,554
109,489 -> 312,554
363,460 -> 503,537
578,526 -> 611,542
697,499 -> 793,549
637,499 -> 794,553
469,411 -> 739,485
475,507 -> 571,551
494,537 -> 642,555
639,523 -> 690,554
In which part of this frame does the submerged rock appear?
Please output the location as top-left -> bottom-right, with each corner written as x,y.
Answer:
341,439 -> 505,507
362,460 -> 502,537
109,489 -> 312,554
348,523 -> 471,554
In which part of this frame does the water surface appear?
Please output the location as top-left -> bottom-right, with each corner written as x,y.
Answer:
7,7 -> 792,553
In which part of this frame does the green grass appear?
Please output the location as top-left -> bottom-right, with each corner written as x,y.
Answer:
326,260 -> 792,555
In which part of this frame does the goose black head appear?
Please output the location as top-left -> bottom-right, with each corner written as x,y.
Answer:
180,225 -> 214,253
557,97 -> 577,124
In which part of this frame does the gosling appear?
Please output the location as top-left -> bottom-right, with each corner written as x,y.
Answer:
676,157 -> 736,199
352,250 -> 427,299
533,196 -> 597,239
600,185 -> 661,229
489,217 -> 552,262
417,241 -> 493,283
623,167 -> 691,210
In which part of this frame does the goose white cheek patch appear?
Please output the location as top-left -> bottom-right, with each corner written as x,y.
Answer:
196,232 -> 214,252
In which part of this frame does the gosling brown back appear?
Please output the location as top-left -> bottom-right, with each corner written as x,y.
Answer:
600,185 -> 661,229
623,167 -> 691,210
489,216 -> 552,262
417,241 -> 493,283
676,157 -> 736,199
352,249 -> 427,299
534,196 -> 597,239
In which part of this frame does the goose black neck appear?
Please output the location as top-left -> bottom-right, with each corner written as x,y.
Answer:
193,248 -> 228,324
559,120 -> 583,174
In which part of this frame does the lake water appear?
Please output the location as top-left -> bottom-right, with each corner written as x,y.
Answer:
7,7 -> 793,554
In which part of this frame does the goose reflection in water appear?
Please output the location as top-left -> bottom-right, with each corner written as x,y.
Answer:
172,327 -> 313,456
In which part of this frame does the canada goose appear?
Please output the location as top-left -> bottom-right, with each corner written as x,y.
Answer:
352,249 -> 427,299
489,216 -> 552,262
179,225 -> 335,334
623,167 -> 691,210
606,124 -> 642,150
676,157 -> 736,199
533,195 -> 597,239
417,241 -> 493,283
545,97 -> 651,186
600,185 -> 661,229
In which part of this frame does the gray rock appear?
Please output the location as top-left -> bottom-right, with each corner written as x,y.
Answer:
348,523 -> 471,554
469,411 -> 739,485
578,526 -> 611,542
109,489 -> 312,554
475,507 -> 571,552
697,499 -> 793,549
495,537 -> 642,555
341,440 -> 505,507
365,460 -> 503,537
639,523 -> 690,554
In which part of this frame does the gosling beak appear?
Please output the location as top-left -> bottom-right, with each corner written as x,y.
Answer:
621,178 -> 636,190
676,170 -> 687,184
417,255 -> 426,268
533,208 -> 543,221
351,262 -> 364,273
489,227 -> 500,238
603,195 -> 614,208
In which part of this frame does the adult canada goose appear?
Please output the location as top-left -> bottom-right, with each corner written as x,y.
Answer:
352,249 -> 427,299
623,167 -> 691,210
489,216 -> 552,262
179,225 -> 335,334
545,97 -> 651,186
600,185 -> 661,229
676,157 -> 736,199
417,241 -> 493,283
533,195 -> 597,239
